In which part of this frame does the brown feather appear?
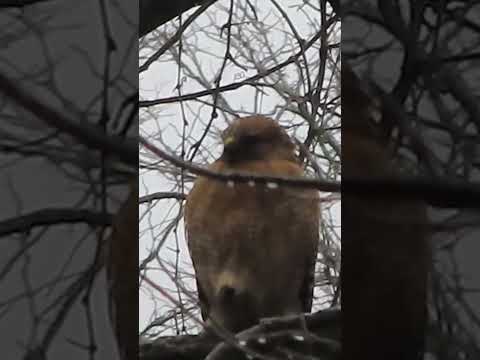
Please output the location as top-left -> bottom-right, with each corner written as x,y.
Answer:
185,116 -> 319,332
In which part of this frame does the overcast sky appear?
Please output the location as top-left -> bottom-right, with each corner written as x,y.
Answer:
139,0 -> 341,335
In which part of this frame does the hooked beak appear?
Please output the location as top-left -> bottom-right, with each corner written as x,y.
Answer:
223,135 -> 235,147
223,135 -> 237,153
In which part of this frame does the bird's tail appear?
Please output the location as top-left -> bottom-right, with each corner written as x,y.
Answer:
214,271 -> 258,331
218,284 -> 237,304
216,270 -> 256,309
216,270 -> 243,305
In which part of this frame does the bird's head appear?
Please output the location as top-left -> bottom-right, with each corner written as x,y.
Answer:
220,116 -> 296,163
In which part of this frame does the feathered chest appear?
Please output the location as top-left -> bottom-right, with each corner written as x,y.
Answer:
184,159 -> 319,265
188,180 -> 295,237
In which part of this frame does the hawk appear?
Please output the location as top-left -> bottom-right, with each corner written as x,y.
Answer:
185,116 -> 320,333
342,65 -> 429,360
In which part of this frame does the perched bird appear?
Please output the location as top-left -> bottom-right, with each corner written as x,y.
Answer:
342,65 -> 429,360
185,116 -> 320,333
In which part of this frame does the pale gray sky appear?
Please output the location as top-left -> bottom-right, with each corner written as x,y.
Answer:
139,0 -> 341,335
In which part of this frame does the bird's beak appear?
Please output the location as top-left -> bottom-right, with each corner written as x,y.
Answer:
223,135 -> 235,147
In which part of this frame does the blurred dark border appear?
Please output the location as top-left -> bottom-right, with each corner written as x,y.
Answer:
342,1 -> 480,360
0,1 -> 137,359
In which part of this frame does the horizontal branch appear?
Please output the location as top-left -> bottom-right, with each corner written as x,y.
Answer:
140,333 -> 217,360
0,0 -> 51,6
141,136 -> 480,208
140,136 -> 340,192
0,71 -> 137,166
342,177 -> 480,209
140,309 -> 341,360
0,208 -> 113,237
140,192 -> 186,204
140,30 -> 329,106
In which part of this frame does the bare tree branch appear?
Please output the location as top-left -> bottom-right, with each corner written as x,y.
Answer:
140,309 -> 340,360
0,71 -> 137,166
140,0 -> 218,38
0,209 -> 113,238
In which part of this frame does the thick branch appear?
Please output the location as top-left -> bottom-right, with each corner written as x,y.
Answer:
140,136 -> 480,208
139,192 -> 186,204
140,0 -> 218,38
140,309 -> 340,360
0,209 -> 113,237
140,135 -> 339,192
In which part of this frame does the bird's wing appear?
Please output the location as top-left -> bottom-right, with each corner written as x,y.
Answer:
300,237 -> 319,313
184,174 -> 218,323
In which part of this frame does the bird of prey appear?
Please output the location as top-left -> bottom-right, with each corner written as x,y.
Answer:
185,115 -> 320,333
